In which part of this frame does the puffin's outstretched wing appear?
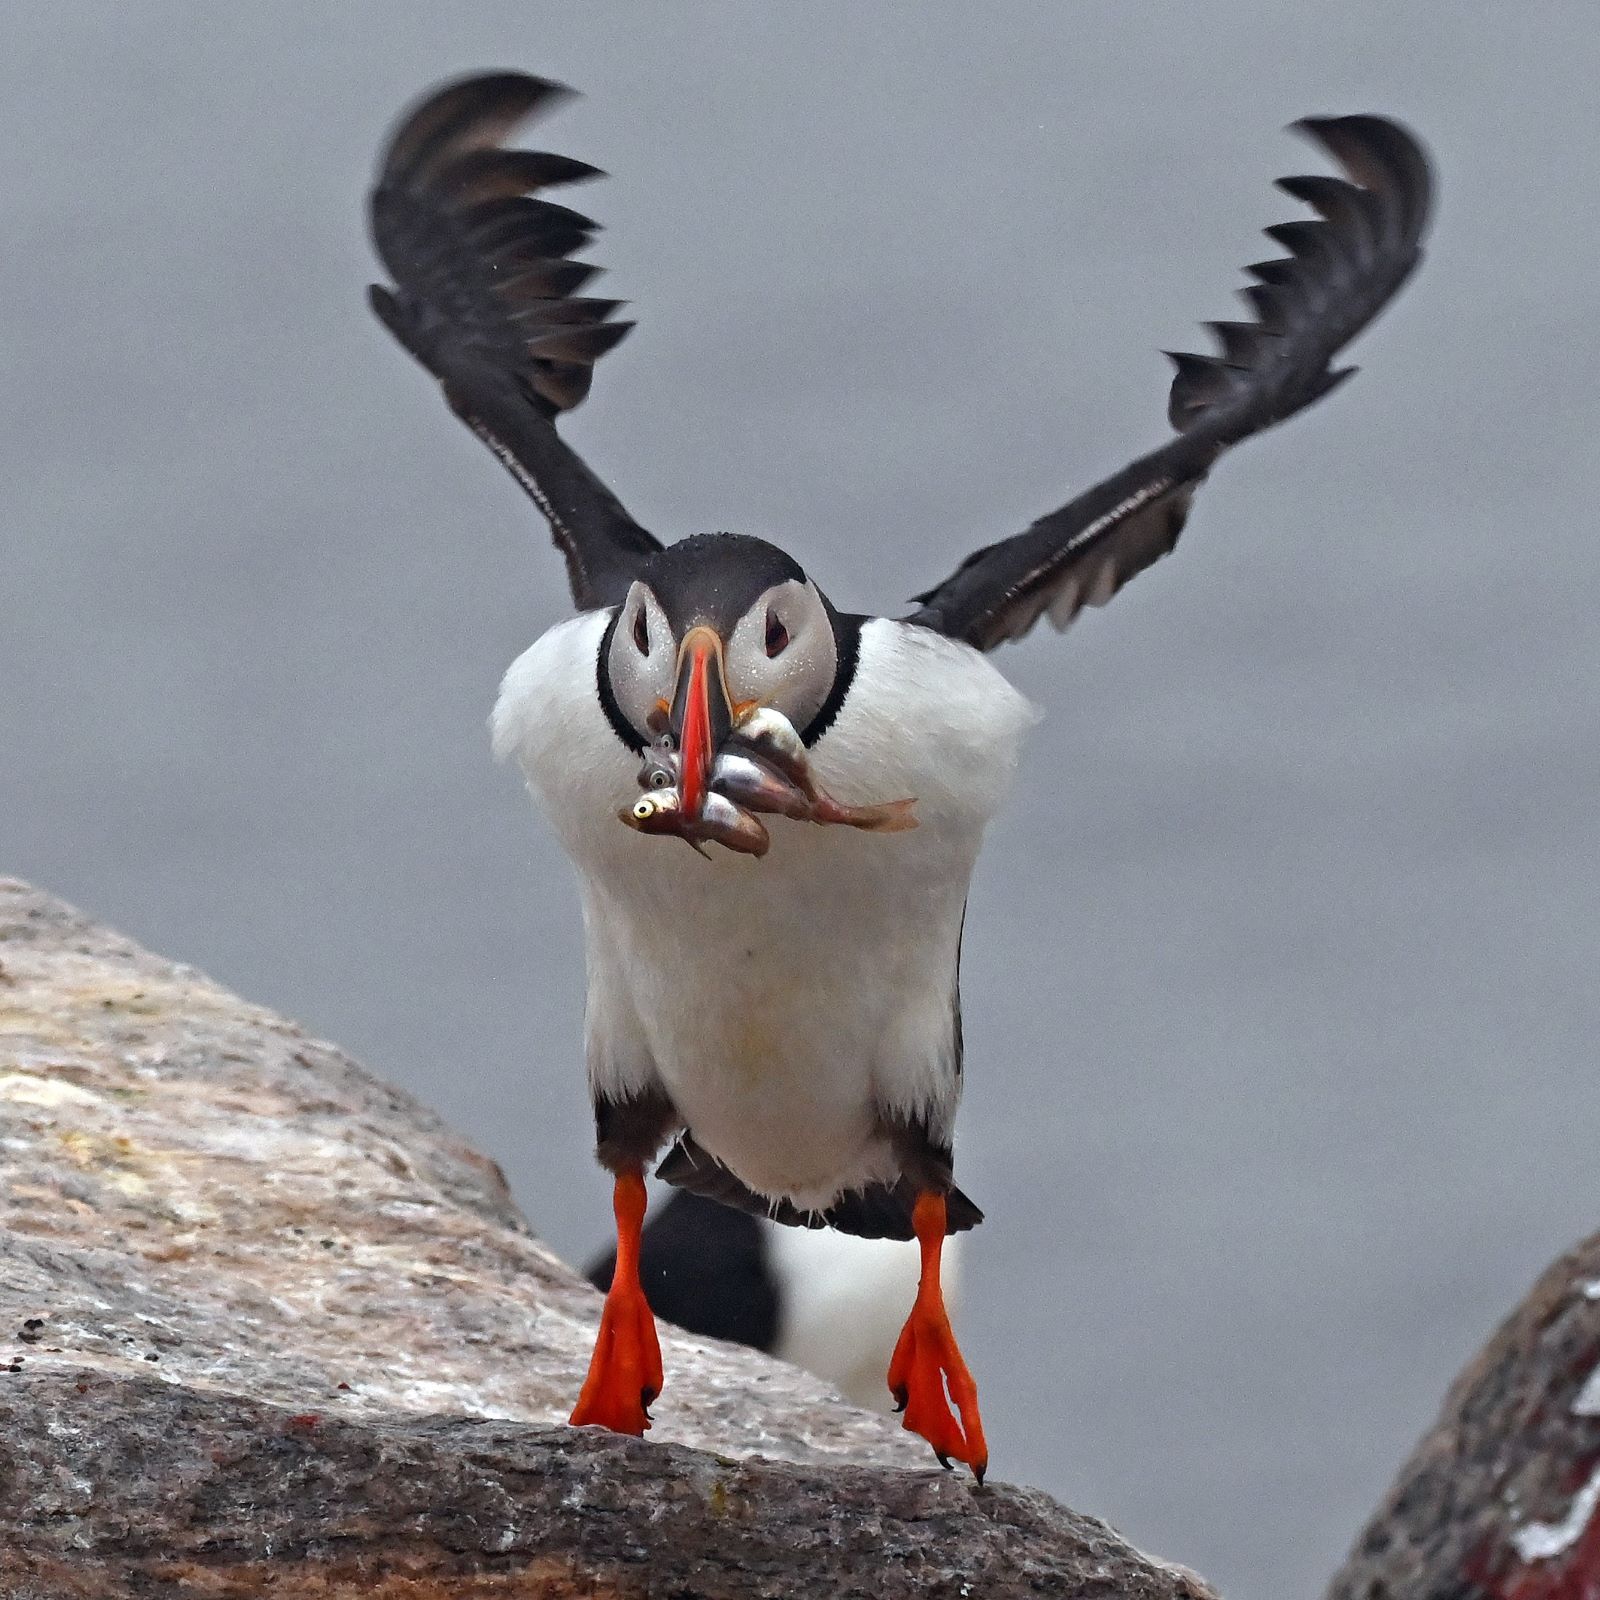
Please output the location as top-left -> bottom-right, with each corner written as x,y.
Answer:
906,116 -> 1432,651
368,72 -> 661,611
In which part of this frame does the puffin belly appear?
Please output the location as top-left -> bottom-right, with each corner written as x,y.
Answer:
495,610 -> 1037,1210
592,813 -> 975,1208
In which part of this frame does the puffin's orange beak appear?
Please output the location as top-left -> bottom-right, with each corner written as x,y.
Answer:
668,626 -> 733,821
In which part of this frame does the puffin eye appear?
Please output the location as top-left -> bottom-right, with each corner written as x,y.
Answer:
764,608 -> 790,658
631,607 -> 650,656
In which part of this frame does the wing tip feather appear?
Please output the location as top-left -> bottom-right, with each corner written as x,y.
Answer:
370,69 -> 634,420
379,71 -> 576,188
911,112 -> 1431,653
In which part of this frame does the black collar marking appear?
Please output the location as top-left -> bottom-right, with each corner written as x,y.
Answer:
595,605 -> 647,755
797,603 -> 862,748
583,1189 -> 781,1353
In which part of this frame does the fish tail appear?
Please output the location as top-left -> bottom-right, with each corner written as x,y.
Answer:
834,796 -> 919,832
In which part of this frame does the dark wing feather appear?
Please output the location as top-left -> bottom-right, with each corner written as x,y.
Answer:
368,72 -> 661,610
907,115 -> 1433,651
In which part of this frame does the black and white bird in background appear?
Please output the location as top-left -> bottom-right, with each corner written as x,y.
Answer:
367,69 -> 1432,1481
584,1189 -> 957,1411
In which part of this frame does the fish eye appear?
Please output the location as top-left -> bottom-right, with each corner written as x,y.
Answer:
648,770 -> 671,790
631,606 -> 650,656
764,607 -> 789,658
632,798 -> 654,819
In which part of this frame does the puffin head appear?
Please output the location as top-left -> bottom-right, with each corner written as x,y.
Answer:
603,534 -> 842,817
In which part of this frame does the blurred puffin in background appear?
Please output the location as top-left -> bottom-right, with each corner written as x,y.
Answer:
585,1190 -> 959,1410
367,69 -> 1431,1481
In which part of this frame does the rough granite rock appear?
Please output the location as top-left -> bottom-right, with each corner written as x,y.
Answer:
1326,1229 -> 1600,1600
0,879 -> 1216,1599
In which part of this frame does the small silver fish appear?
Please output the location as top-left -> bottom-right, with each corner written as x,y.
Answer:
724,708 -> 919,833
710,750 -> 813,820
619,786 -> 770,858
715,749 -> 916,833
637,732 -> 678,792
726,705 -> 810,788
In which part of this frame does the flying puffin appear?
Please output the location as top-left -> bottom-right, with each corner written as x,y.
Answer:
367,71 -> 1431,1481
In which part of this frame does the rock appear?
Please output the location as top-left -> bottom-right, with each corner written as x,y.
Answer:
0,879 -> 1215,1598
1326,1230 -> 1600,1600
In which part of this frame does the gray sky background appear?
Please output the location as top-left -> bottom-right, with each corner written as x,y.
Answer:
4,5 -> 1597,1595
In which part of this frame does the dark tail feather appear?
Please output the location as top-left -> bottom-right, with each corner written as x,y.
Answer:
822,1178 -> 982,1239
655,1136 -> 981,1241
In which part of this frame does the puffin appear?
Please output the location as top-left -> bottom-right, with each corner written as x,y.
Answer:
367,70 -> 1431,1481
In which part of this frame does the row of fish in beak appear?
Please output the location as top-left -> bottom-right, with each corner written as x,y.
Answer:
620,703 -> 918,857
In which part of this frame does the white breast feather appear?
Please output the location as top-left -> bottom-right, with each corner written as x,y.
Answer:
493,612 -> 1036,1210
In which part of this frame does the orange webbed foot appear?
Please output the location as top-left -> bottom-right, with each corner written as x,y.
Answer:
887,1191 -> 988,1482
888,1295 -> 988,1480
570,1169 -> 662,1436
570,1277 -> 662,1434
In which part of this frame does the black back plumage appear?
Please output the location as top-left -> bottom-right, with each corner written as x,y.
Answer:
906,115 -> 1433,650
369,72 -> 660,609
585,1190 -> 782,1353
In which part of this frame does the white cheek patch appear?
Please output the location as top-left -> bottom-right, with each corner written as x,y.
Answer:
608,586 -> 676,735
724,581 -> 836,726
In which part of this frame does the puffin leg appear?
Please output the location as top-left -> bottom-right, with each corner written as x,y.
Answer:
887,1190 -> 988,1482
570,1166 -> 662,1435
